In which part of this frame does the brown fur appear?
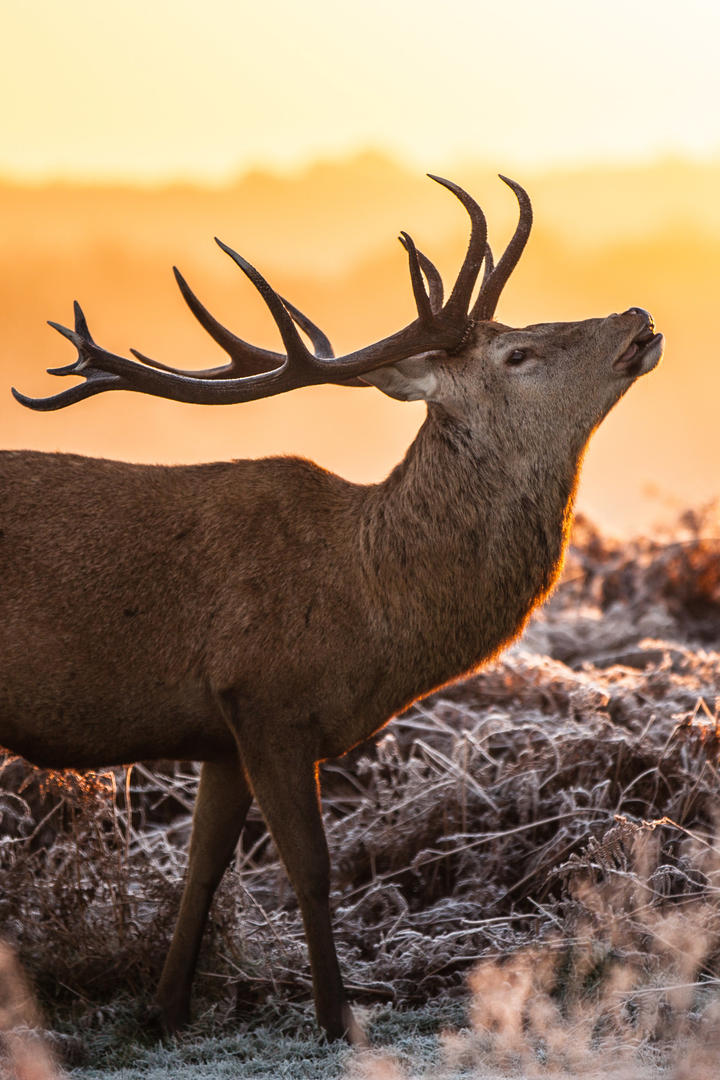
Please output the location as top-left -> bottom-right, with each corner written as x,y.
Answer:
0,310 -> 661,1040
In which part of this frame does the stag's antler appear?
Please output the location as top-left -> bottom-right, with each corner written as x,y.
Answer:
472,176 -> 532,320
13,175 -> 532,411
131,285 -> 336,375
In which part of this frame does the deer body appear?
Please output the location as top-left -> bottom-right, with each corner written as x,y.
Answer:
4,177 -> 663,1040
0,398 -> 570,768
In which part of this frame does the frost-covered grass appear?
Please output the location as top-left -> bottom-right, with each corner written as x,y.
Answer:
1,508 -> 720,1077
73,1023 -> 353,1080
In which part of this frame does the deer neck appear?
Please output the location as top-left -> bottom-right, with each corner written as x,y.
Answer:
360,406 -> 580,698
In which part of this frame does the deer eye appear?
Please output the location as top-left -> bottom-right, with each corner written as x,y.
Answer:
506,348 -> 528,366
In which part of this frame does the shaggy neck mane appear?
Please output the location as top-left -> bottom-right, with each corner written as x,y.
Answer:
359,406 -> 580,702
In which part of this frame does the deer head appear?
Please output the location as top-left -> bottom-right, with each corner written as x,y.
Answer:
368,308 -> 661,468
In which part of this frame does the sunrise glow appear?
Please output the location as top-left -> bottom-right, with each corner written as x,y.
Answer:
2,0 -> 719,532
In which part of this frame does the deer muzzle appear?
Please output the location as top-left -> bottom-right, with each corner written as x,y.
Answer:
612,308 -> 663,377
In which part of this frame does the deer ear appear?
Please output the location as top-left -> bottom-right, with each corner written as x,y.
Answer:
360,351 -> 444,402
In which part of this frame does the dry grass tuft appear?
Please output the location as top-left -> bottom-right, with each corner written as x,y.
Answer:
1,507 -> 719,1071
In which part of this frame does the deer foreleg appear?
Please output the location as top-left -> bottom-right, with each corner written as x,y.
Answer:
155,756 -> 252,1031
239,743 -> 360,1043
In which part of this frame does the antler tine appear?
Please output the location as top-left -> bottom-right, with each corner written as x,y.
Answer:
45,301 -> 95,376
128,347 -> 235,379
12,371 -> 126,411
398,234 -> 444,315
398,231 -> 434,327
481,242 -> 494,287
472,176 -> 532,321
73,299 -> 91,340
214,238 -> 318,371
278,295 -> 334,359
427,176 -> 487,319
416,247 -> 444,312
173,266 -> 284,376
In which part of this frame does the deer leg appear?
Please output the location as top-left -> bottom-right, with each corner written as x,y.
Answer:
239,743 -> 359,1043
155,756 -> 252,1032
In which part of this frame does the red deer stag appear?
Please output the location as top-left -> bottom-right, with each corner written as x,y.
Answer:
4,176 -> 662,1042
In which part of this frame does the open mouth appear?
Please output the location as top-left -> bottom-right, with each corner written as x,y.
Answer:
613,322 -> 663,377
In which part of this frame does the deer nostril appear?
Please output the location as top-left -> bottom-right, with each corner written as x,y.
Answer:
626,307 -> 655,336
